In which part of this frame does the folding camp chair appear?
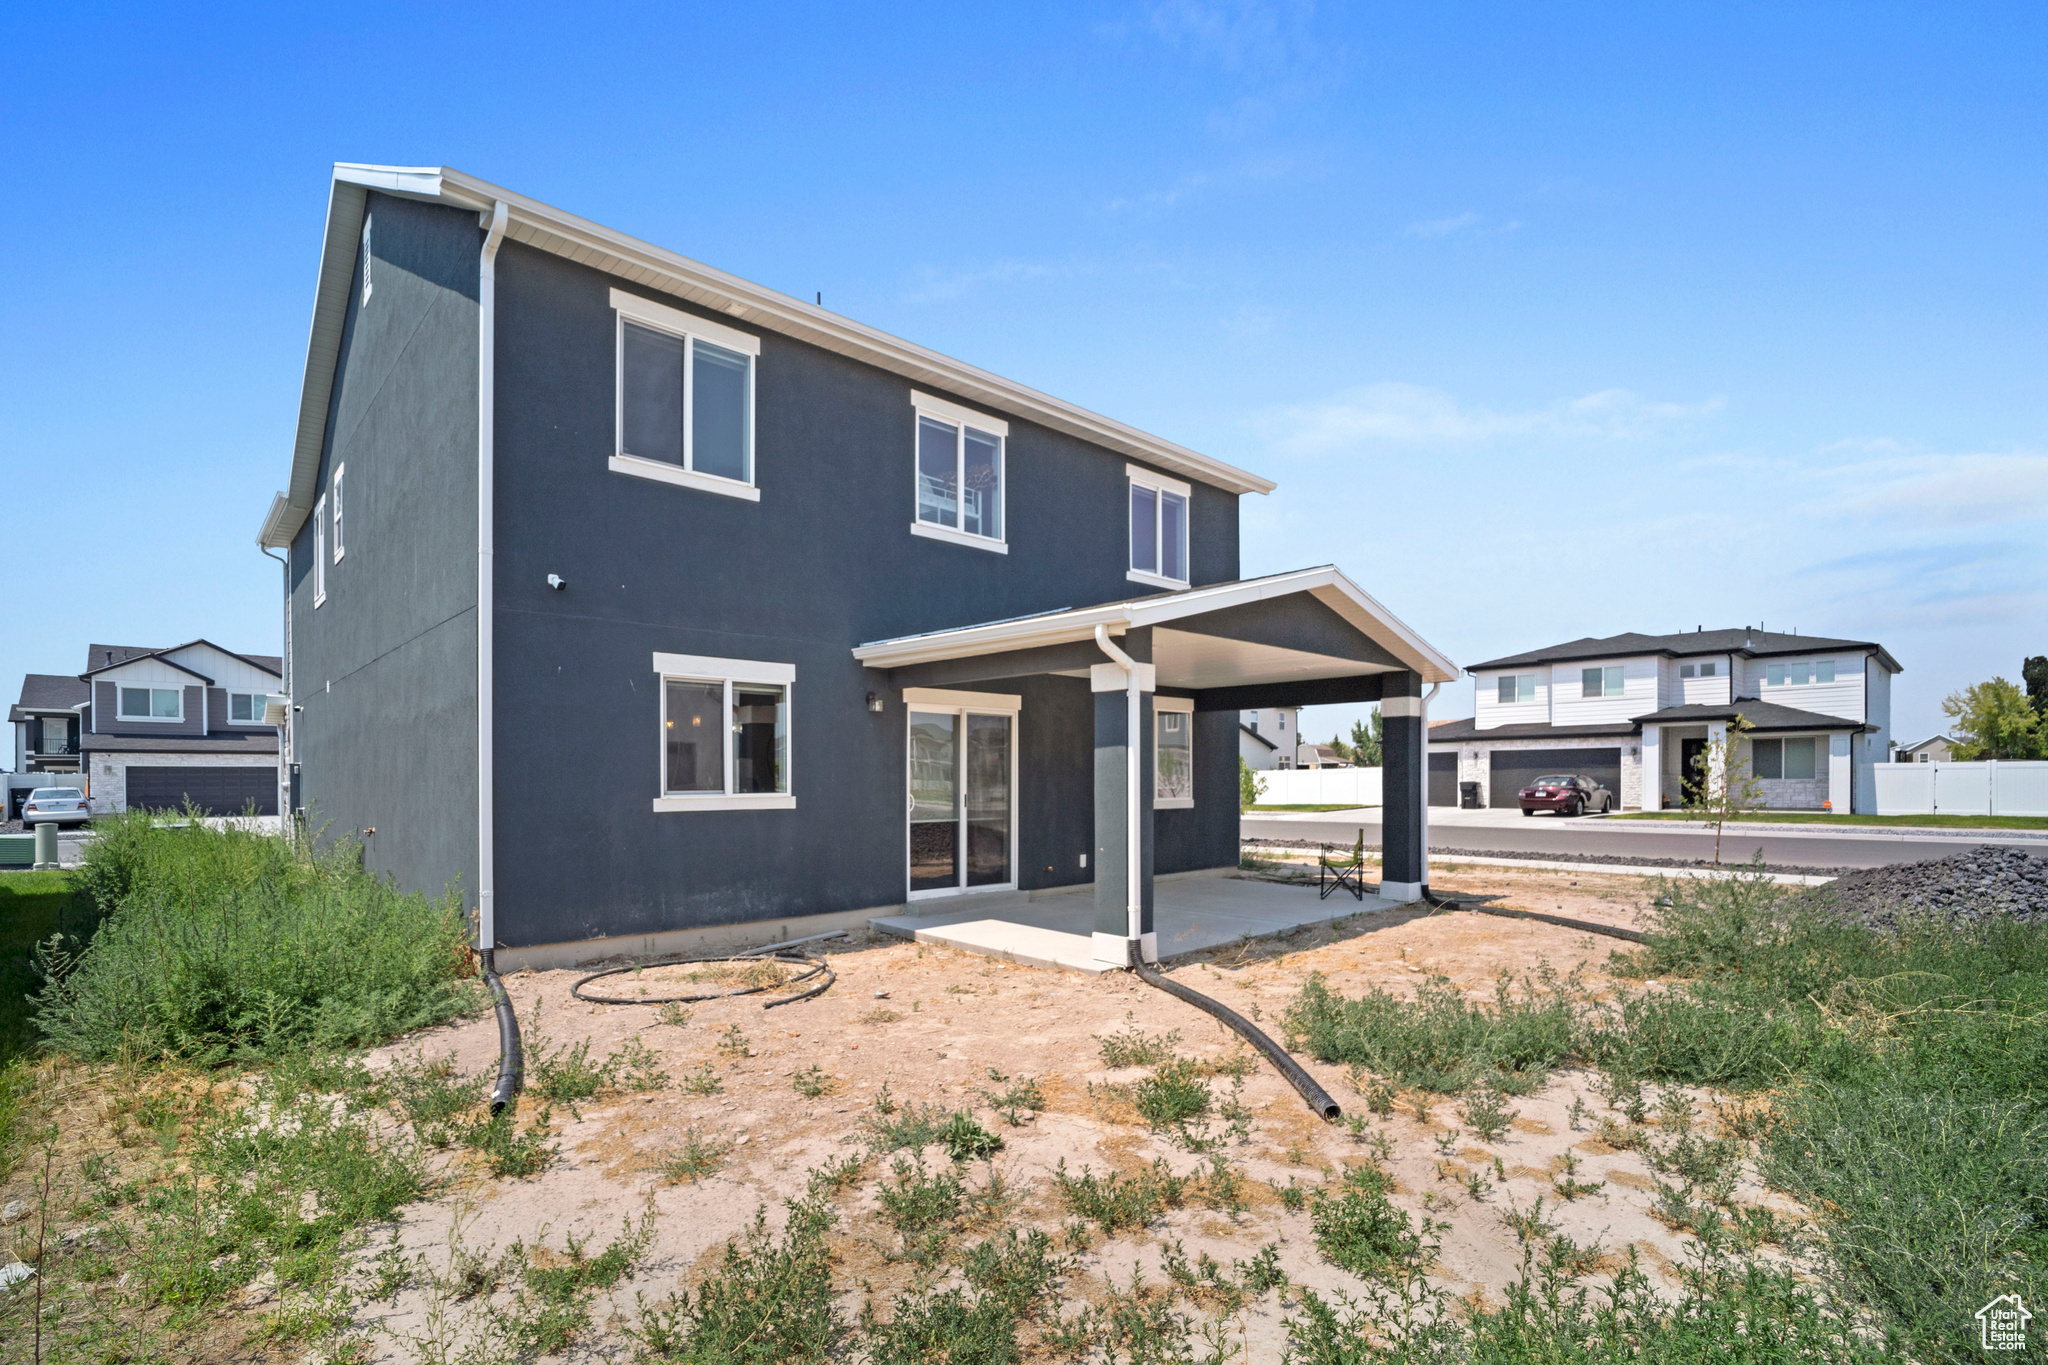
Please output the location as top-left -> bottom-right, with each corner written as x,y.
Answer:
1318,829 -> 1365,901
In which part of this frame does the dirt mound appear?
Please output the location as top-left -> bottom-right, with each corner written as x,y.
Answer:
1813,844 -> 2048,930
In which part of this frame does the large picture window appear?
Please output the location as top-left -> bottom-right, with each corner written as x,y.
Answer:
1752,736 -> 1816,781
1128,465 -> 1189,586
1155,698 -> 1194,808
910,392 -> 1007,552
611,289 -> 761,501
653,653 -> 794,811
118,687 -> 181,721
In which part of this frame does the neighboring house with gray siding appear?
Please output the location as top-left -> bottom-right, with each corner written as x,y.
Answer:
73,642 -> 284,816
11,674 -> 89,777
258,162 -> 1456,970
1429,628 -> 1900,813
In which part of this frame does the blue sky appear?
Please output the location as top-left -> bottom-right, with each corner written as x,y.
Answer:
3,2 -> 2043,750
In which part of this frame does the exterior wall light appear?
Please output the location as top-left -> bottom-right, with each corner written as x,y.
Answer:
866,691 -> 884,713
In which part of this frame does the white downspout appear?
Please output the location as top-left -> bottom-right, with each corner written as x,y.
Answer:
1094,625 -> 1143,945
1419,682 -> 1440,892
477,201 -> 508,953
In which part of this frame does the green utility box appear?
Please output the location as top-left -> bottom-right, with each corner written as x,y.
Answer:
0,834 -> 34,869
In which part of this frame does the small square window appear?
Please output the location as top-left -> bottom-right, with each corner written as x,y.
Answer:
1679,663 -> 1696,679
1766,663 -> 1786,687
1816,659 -> 1835,683
1701,662 -> 1717,677
655,653 -> 794,811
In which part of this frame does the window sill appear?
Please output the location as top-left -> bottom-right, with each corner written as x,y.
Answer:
652,793 -> 794,813
910,521 -> 1008,554
611,455 -> 761,502
1126,568 -> 1187,591
1155,797 -> 1195,810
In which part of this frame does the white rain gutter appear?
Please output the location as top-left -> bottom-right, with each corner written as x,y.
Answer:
477,200 -> 507,952
1094,625 -> 1143,948
1420,681 -> 1440,890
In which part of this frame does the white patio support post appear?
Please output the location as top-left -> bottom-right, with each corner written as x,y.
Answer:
1091,627 -> 1157,966
1639,725 -> 1661,812
1380,672 -> 1427,902
1830,733 -> 1853,812
1706,719 -> 1728,803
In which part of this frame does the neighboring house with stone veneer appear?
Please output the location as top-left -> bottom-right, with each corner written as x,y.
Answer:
72,642 -> 284,815
1428,629 -> 1899,813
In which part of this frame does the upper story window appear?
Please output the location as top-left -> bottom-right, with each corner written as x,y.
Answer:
360,215 -> 372,306
119,687 -> 182,721
313,495 -> 327,606
1766,659 -> 1835,686
1128,465 -> 1189,588
653,652 -> 794,811
227,692 -> 273,724
1581,665 -> 1624,698
1678,661 -> 1718,678
1156,697 -> 1194,808
332,465 -> 346,562
1496,675 -> 1537,704
910,392 -> 1007,553
610,288 -> 761,502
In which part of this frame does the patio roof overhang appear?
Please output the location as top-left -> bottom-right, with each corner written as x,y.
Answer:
852,566 -> 1456,708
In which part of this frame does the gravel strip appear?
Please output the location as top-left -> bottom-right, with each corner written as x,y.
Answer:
1240,836 -> 1851,878
1805,844 -> 2048,930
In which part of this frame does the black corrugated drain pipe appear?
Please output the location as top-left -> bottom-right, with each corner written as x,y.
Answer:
481,949 -> 524,1113
1133,962 -> 1340,1121
1422,886 -> 1644,943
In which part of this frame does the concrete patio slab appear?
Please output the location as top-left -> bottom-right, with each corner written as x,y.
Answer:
869,874 -> 1407,973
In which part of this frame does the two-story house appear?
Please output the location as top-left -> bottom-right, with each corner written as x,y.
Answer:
73,642 -> 285,815
1428,629 -> 1899,813
257,163 -> 1456,971
11,674 -> 89,778
1238,706 -> 1300,771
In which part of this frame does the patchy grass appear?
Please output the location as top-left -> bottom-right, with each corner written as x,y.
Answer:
1286,965 -> 1583,1094
0,870 -> 71,1066
1611,810 -> 2048,830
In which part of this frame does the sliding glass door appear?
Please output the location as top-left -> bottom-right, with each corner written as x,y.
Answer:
908,707 -> 1013,897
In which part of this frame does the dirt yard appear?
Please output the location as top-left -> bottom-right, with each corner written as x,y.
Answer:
315,862 -> 1791,1361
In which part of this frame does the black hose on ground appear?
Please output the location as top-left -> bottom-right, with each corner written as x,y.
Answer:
481,950 -> 524,1114
1422,887 -> 1644,943
1133,961 -> 1341,1121
570,952 -> 837,1009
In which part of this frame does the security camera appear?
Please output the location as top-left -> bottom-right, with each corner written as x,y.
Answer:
547,574 -> 567,590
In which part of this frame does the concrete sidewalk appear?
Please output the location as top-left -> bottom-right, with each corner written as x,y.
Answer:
869,873 -> 1403,973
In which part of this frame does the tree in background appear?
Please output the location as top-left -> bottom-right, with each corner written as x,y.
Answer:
2025,655 -> 2048,721
1327,708 -> 1383,767
1942,677 -> 2044,760
1238,755 -> 1268,810
1684,715 -> 1768,863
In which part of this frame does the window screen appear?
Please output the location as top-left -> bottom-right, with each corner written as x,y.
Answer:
1783,737 -> 1816,780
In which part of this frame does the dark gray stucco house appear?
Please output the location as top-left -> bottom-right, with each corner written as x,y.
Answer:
258,163 -> 1455,969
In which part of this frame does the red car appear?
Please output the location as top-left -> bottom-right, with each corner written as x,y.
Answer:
1518,774 -> 1614,816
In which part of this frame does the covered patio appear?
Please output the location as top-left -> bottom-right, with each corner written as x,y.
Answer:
854,566 -> 1456,968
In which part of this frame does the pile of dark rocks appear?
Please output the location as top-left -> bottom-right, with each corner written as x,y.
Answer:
1814,844 -> 2048,931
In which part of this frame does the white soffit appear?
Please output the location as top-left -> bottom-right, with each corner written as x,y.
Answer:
269,162 -> 1277,546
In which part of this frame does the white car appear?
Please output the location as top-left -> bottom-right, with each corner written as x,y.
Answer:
21,787 -> 91,830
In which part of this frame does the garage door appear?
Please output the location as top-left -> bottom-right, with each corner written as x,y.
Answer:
1488,748 -> 1621,810
125,766 -> 278,816
1428,753 -> 1458,807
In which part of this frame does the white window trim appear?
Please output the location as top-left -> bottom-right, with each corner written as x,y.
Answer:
225,691 -> 271,726
652,651 -> 795,812
611,287 -> 760,500
910,392 -> 1008,550
1154,694 -> 1195,809
1126,464 -> 1191,587
900,687 -> 1023,712
361,215 -> 372,305
313,495 -> 327,606
116,686 -> 184,723
909,520 -> 1010,554
331,464 -> 346,562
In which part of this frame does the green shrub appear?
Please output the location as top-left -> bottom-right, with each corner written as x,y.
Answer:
634,1193 -> 843,1363
1308,1165 -> 1431,1277
1285,968 -> 1581,1094
0,870 -> 74,1065
33,813 -> 479,1063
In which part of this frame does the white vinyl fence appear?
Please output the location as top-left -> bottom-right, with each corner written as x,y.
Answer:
1871,761 -> 2048,817
1251,766 -> 1382,807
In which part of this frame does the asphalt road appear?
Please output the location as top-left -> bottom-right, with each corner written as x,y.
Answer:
1240,813 -> 2048,871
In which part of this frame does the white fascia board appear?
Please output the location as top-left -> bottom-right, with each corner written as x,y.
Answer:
256,491 -> 292,548
274,161 -> 1276,546
852,564 -> 1457,683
